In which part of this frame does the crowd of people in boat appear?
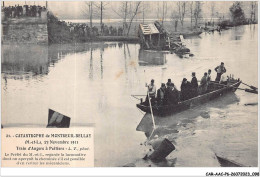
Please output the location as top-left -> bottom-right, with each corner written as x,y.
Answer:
145,62 -> 227,106
3,5 -> 46,18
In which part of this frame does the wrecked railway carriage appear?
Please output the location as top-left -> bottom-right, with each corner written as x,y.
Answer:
138,21 -> 192,57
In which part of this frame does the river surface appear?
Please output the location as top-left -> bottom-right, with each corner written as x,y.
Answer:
1,24 -> 258,167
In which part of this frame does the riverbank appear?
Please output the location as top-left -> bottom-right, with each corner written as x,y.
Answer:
48,12 -> 258,44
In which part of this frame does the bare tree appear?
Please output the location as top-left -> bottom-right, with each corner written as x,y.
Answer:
113,2 -> 128,36
177,1 -> 187,29
210,2 -> 215,25
194,2 -> 202,29
94,2 -> 109,35
157,1 -> 160,20
250,1 -> 257,23
113,2 -> 141,36
171,10 -> 179,32
126,2 -> 141,36
141,1 -> 150,23
162,2 -> 168,26
189,2 -> 193,30
82,2 -> 94,29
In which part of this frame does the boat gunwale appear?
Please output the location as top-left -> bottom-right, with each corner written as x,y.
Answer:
137,80 -> 241,110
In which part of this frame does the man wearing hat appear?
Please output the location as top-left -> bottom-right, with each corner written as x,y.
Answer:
157,83 -> 166,106
181,78 -> 192,101
166,78 -> 178,91
166,79 -> 172,86
191,72 -> 198,97
200,72 -> 208,94
215,62 -> 226,82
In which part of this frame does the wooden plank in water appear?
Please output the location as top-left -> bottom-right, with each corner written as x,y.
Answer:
47,109 -> 71,128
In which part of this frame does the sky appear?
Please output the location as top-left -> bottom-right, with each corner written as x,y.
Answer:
3,1 -> 257,20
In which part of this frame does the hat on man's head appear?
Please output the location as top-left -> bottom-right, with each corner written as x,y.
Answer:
151,79 -> 154,83
183,78 -> 187,82
168,79 -> 171,82
192,72 -> 196,76
161,83 -> 165,87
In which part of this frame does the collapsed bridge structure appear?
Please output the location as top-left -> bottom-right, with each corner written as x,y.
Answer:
138,21 -> 193,57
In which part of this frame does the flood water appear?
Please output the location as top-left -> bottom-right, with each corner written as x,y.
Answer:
1,24 -> 258,167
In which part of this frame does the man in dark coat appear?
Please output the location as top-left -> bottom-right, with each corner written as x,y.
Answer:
191,72 -> 198,97
181,78 -> 192,101
200,72 -> 208,94
165,83 -> 179,105
157,83 -> 166,106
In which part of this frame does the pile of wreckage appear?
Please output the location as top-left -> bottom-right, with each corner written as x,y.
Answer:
138,21 -> 193,58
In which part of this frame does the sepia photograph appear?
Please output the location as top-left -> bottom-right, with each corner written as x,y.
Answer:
1,0 -> 258,170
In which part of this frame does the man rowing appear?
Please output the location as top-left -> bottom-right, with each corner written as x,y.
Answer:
145,79 -> 156,105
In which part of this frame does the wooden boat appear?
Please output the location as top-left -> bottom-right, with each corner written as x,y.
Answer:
136,79 -> 241,116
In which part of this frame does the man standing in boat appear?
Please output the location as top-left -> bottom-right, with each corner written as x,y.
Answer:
157,83 -> 166,106
215,62 -> 226,81
206,69 -> 212,92
165,83 -> 179,105
181,78 -> 192,101
145,79 -> 156,105
200,72 -> 208,94
207,69 -> 211,82
191,72 -> 198,97
167,78 -> 178,91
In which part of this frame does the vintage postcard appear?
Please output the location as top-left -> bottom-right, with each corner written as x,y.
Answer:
1,0 -> 259,174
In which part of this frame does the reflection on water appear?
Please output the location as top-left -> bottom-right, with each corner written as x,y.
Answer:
138,50 -> 166,66
2,44 -> 49,77
1,25 -> 258,167
137,93 -> 240,139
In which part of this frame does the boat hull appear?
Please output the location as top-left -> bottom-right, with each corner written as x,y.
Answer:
136,81 -> 241,116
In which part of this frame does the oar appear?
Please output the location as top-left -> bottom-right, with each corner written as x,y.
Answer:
245,89 -> 258,94
131,95 -> 147,100
143,70 -> 156,141
147,88 -> 156,141
210,82 -> 258,94
131,94 -> 146,97
241,82 -> 258,90
131,95 -> 141,100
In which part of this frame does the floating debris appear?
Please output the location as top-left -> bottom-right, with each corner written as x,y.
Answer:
215,154 -> 244,167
